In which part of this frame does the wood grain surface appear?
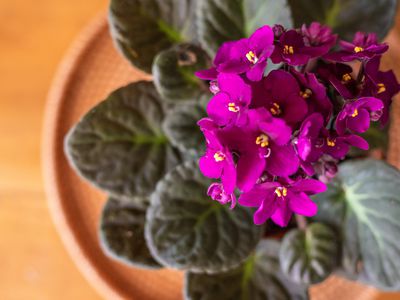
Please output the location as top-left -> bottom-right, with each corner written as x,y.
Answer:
0,0 -> 399,299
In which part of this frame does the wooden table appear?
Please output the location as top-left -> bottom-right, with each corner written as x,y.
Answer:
0,0 -> 399,299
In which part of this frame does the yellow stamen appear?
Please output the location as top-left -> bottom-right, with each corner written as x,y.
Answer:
228,102 -> 240,112
354,46 -> 364,53
283,45 -> 294,55
351,109 -> 359,118
246,51 -> 258,64
377,83 -> 386,94
300,89 -> 313,99
270,102 -> 282,116
342,73 -> 352,83
275,187 -> 288,197
326,138 -> 336,147
256,134 -> 269,148
214,152 -> 225,162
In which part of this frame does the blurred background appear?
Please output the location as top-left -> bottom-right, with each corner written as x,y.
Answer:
0,0 -> 107,299
0,0 -> 399,299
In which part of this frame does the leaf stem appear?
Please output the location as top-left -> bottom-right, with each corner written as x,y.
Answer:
295,214 -> 307,231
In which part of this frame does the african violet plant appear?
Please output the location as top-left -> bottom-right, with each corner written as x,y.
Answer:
65,0 -> 400,298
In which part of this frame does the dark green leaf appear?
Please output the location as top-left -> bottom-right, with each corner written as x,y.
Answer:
162,98 -> 207,156
313,159 -> 400,290
197,0 -> 293,56
65,82 -> 181,198
185,240 -> 308,300
99,196 -> 160,268
153,43 -> 210,102
109,0 -> 197,73
280,223 -> 339,285
288,0 -> 398,40
145,161 -> 262,273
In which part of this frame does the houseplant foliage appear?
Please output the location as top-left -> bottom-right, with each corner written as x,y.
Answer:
64,0 -> 400,299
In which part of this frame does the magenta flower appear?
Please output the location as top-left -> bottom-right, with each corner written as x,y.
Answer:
325,32 -> 388,62
239,179 -> 327,226
296,113 -> 325,163
207,183 -> 236,209
301,22 -> 337,56
322,131 -> 369,159
271,30 -> 321,66
206,73 -> 251,127
251,70 -> 308,125
364,56 -> 400,125
292,70 -> 333,121
220,108 -> 298,192
198,118 -> 236,194
196,25 -> 274,81
318,62 -> 359,99
336,97 -> 384,135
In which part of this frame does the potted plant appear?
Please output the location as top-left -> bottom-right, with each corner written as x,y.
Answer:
63,0 -> 400,298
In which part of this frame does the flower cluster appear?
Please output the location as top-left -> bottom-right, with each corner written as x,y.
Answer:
196,23 -> 399,227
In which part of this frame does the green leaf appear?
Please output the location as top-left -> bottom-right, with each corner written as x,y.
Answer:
145,161 -> 262,273
65,81 -> 181,198
313,159 -> 400,290
288,0 -> 398,40
197,0 -> 293,56
185,240 -> 308,300
99,196 -> 160,268
153,43 -> 210,102
280,223 -> 339,285
109,0 -> 197,73
162,98 -> 207,156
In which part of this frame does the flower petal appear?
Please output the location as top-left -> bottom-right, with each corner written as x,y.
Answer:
291,179 -> 327,194
237,152 -> 266,192
266,144 -> 300,177
271,200 -> 293,227
288,192 -> 318,217
199,153 -> 223,178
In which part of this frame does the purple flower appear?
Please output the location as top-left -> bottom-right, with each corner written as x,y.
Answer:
291,70 -> 333,121
296,113 -> 325,163
239,179 -> 327,226
206,73 -> 251,127
325,32 -> 388,62
195,25 -> 275,81
198,118 -> 236,194
336,97 -> 384,135
271,30 -> 323,66
220,108 -> 298,192
364,56 -> 400,125
322,130 -> 369,159
207,183 -> 236,209
251,70 -> 308,125
318,62 -> 359,99
301,22 -> 337,56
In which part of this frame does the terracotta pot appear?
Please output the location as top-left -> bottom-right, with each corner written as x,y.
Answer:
43,13 -> 400,300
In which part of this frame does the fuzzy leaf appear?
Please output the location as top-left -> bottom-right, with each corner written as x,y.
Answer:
162,99 -> 207,156
65,82 -> 181,198
145,161 -> 262,273
280,223 -> 339,285
153,43 -> 210,102
313,159 -> 400,290
109,0 -> 197,73
99,196 -> 160,268
185,240 -> 308,300
197,0 -> 293,56
288,0 -> 398,40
